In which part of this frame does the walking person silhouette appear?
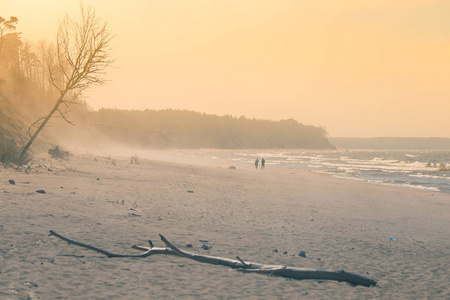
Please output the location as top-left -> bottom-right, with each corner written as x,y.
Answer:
255,158 -> 259,169
261,158 -> 265,170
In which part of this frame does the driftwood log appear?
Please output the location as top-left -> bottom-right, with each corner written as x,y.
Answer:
49,230 -> 377,287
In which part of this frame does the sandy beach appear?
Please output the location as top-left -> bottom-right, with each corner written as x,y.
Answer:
1,153 -> 449,299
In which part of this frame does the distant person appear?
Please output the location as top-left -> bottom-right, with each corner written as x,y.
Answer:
255,158 -> 259,169
261,158 -> 265,170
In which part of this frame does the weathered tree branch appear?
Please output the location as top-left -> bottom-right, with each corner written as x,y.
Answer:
49,230 -> 377,287
49,230 -> 175,258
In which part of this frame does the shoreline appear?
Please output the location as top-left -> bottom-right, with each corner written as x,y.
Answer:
129,148 -> 450,195
1,153 -> 449,299
150,148 -> 450,195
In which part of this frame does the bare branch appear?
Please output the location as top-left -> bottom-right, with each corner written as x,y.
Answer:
49,230 -> 175,258
56,108 -> 76,126
50,231 -> 377,288
27,117 -> 46,138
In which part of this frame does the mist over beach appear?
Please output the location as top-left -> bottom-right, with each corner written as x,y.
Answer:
1,1 -> 450,299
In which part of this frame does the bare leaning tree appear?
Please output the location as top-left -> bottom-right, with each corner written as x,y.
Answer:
18,5 -> 113,164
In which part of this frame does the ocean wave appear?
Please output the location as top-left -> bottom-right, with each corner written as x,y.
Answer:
199,149 -> 450,193
409,173 -> 450,180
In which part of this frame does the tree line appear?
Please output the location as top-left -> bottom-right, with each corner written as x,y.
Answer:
74,108 -> 334,149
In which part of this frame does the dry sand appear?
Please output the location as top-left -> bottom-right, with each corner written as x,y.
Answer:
1,153 -> 449,299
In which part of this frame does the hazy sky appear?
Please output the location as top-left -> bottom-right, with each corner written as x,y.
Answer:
3,0 -> 450,137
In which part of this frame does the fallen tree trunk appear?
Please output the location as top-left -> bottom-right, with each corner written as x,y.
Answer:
49,230 -> 377,287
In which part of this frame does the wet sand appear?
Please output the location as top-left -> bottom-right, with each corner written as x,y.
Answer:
1,153 -> 449,299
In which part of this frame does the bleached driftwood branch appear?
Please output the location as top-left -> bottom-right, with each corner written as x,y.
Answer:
49,230 -> 175,258
49,230 -> 377,287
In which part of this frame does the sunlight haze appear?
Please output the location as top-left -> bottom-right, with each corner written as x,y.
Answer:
3,0 -> 450,137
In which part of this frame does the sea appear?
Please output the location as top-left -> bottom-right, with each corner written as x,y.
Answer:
189,150 -> 450,194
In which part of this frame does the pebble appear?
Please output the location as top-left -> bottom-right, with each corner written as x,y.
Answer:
298,251 -> 307,258
8,179 -> 15,185
36,190 -> 46,194
22,281 -> 38,288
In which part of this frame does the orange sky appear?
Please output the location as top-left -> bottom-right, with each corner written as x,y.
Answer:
3,0 -> 450,137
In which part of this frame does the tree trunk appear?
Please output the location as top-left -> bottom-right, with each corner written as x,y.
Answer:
18,95 -> 63,164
